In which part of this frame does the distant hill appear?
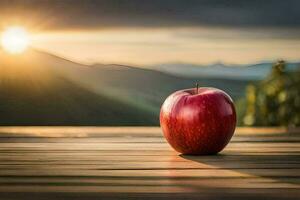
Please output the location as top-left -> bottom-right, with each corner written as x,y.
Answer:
0,49 -> 254,125
151,62 -> 300,80
0,50 -> 158,125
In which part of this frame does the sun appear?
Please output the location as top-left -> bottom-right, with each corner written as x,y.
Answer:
1,26 -> 30,54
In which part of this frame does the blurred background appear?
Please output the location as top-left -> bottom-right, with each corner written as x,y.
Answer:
0,0 -> 299,127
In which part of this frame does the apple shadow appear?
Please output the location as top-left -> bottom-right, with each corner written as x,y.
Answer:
180,153 -> 300,186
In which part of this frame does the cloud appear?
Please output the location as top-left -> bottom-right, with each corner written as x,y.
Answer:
0,0 -> 300,31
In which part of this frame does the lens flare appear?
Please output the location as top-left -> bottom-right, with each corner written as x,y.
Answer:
1,26 -> 30,54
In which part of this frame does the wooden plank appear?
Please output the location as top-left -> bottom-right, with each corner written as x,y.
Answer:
0,127 -> 299,138
0,177 -> 298,189
0,190 -> 299,200
0,127 -> 299,200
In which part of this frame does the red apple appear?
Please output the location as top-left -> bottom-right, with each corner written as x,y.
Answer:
160,86 -> 236,155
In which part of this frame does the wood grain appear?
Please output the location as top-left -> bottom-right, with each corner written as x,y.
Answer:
0,127 -> 299,200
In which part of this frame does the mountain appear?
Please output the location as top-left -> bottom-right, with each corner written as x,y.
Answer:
0,49 -> 158,125
151,62 -> 300,80
0,49 -> 251,125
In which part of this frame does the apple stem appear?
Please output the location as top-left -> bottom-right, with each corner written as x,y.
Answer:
196,83 -> 199,94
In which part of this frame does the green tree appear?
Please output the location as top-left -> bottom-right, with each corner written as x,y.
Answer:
243,60 -> 300,127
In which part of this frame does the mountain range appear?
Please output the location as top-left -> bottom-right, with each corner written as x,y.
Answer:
151,62 -> 300,80
0,49 -> 298,125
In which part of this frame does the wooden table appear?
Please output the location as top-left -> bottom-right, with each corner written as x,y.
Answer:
0,127 -> 299,200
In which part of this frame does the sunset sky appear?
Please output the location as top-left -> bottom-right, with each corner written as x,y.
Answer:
0,0 -> 299,65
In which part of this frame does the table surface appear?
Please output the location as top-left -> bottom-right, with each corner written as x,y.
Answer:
0,127 -> 299,200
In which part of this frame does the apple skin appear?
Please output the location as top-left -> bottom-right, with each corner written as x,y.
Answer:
160,87 -> 236,155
